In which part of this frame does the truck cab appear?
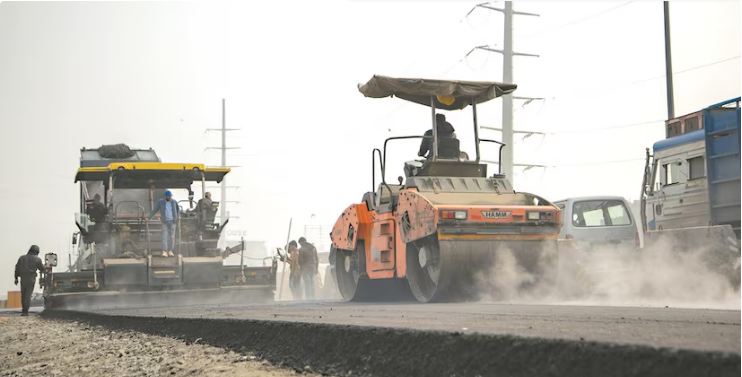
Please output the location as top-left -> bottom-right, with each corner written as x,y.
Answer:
642,97 -> 740,237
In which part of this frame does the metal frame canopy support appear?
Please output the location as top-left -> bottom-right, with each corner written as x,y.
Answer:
472,98 -> 481,162
430,96 -> 439,160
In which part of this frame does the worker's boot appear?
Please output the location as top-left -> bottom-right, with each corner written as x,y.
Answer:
161,250 -> 168,257
167,251 -> 175,257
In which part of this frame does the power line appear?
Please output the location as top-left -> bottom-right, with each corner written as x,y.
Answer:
481,119 -> 664,136
547,119 -> 664,134
550,158 -> 645,167
550,55 -> 741,101
521,1 -> 635,39
632,55 -> 741,84
484,157 -> 645,169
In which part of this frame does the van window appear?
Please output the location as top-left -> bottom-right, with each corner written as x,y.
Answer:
572,200 -> 632,227
688,156 -> 705,180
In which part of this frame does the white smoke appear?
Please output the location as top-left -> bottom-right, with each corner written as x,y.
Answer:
475,235 -> 741,310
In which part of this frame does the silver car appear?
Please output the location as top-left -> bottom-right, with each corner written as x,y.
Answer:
553,196 -> 639,251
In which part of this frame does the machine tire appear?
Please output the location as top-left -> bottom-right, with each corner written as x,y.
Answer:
406,235 -> 446,302
334,242 -> 363,301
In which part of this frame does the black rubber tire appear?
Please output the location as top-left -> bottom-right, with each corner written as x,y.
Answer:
406,236 -> 445,302
334,244 -> 361,302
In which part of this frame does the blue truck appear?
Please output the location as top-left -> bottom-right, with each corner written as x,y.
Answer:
640,97 -> 740,284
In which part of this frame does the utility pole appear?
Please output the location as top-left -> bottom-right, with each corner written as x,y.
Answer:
663,1 -> 675,119
502,1 -> 515,180
465,2 -> 540,183
206,98 -> 240,223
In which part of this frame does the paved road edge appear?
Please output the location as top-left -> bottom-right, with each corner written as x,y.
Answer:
41,310 -> 740,377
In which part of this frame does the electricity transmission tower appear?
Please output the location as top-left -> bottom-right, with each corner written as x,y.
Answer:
206,98 -> 241,223
465,2 -> 544,182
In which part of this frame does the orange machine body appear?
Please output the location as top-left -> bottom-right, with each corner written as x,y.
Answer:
331,187 -> 561,281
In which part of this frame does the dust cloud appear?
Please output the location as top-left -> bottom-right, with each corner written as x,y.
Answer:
474,235 -> 741,310
48,288 -> 275,312
274,264 -> 342,301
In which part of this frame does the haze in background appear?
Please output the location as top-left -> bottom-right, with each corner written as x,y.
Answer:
0,1 -> 739,295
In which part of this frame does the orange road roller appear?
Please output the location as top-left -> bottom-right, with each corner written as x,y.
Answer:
330,75 -> 561,302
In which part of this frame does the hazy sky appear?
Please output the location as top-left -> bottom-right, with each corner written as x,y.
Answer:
0,1 -> 739,295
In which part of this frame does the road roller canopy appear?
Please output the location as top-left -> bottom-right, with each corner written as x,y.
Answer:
75,162 -> 230,189
358,75 -> 517,110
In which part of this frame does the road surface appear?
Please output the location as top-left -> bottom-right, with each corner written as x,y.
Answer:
90,300 -> 740,353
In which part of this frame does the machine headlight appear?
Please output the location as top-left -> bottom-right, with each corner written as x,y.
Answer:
527,211 -> 541,220
441,210 -> 468,220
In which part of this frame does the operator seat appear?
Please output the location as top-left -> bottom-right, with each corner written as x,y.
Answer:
437,137 -> 460,159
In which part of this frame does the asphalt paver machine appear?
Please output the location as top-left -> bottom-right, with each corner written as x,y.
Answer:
43,145 -> 276,309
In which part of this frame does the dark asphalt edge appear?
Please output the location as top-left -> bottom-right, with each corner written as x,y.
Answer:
41,310 -> 740,377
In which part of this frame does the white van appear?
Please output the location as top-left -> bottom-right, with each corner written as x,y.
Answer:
553,196 -> 639,251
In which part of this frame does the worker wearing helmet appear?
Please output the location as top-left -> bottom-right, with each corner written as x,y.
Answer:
149,190 -> 179,257
298,237 -> 318,299
14,245 -> 44,316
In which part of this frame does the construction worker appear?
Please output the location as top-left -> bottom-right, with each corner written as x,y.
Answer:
87,193 -> 108,223
298,237 -> 318,299
418,113 -> 457,159
14,245 -> 44,316
149,190 -> 179,257
195,192 -> 213,228
286,240 -> 302,299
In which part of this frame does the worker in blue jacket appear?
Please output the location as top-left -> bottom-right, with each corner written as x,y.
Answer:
149,190 -> 179,257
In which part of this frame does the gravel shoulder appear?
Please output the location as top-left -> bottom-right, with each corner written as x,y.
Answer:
0,311 -> 319,377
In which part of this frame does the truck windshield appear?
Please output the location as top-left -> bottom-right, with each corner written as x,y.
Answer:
572,200 -> 631,227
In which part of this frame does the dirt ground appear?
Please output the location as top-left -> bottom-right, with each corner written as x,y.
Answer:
0,311 -> 320,377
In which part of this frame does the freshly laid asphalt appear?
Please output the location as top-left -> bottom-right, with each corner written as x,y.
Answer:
89,300 -> 740,354
45,301 -> 741,377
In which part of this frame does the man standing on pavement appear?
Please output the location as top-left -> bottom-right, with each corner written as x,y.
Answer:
14,245 -> 44,316
298,237 -> 318,299
149,190 -> 179,257
286,240 -> 302,300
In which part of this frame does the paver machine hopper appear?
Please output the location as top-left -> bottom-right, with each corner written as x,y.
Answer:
330,76 -> 561,302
